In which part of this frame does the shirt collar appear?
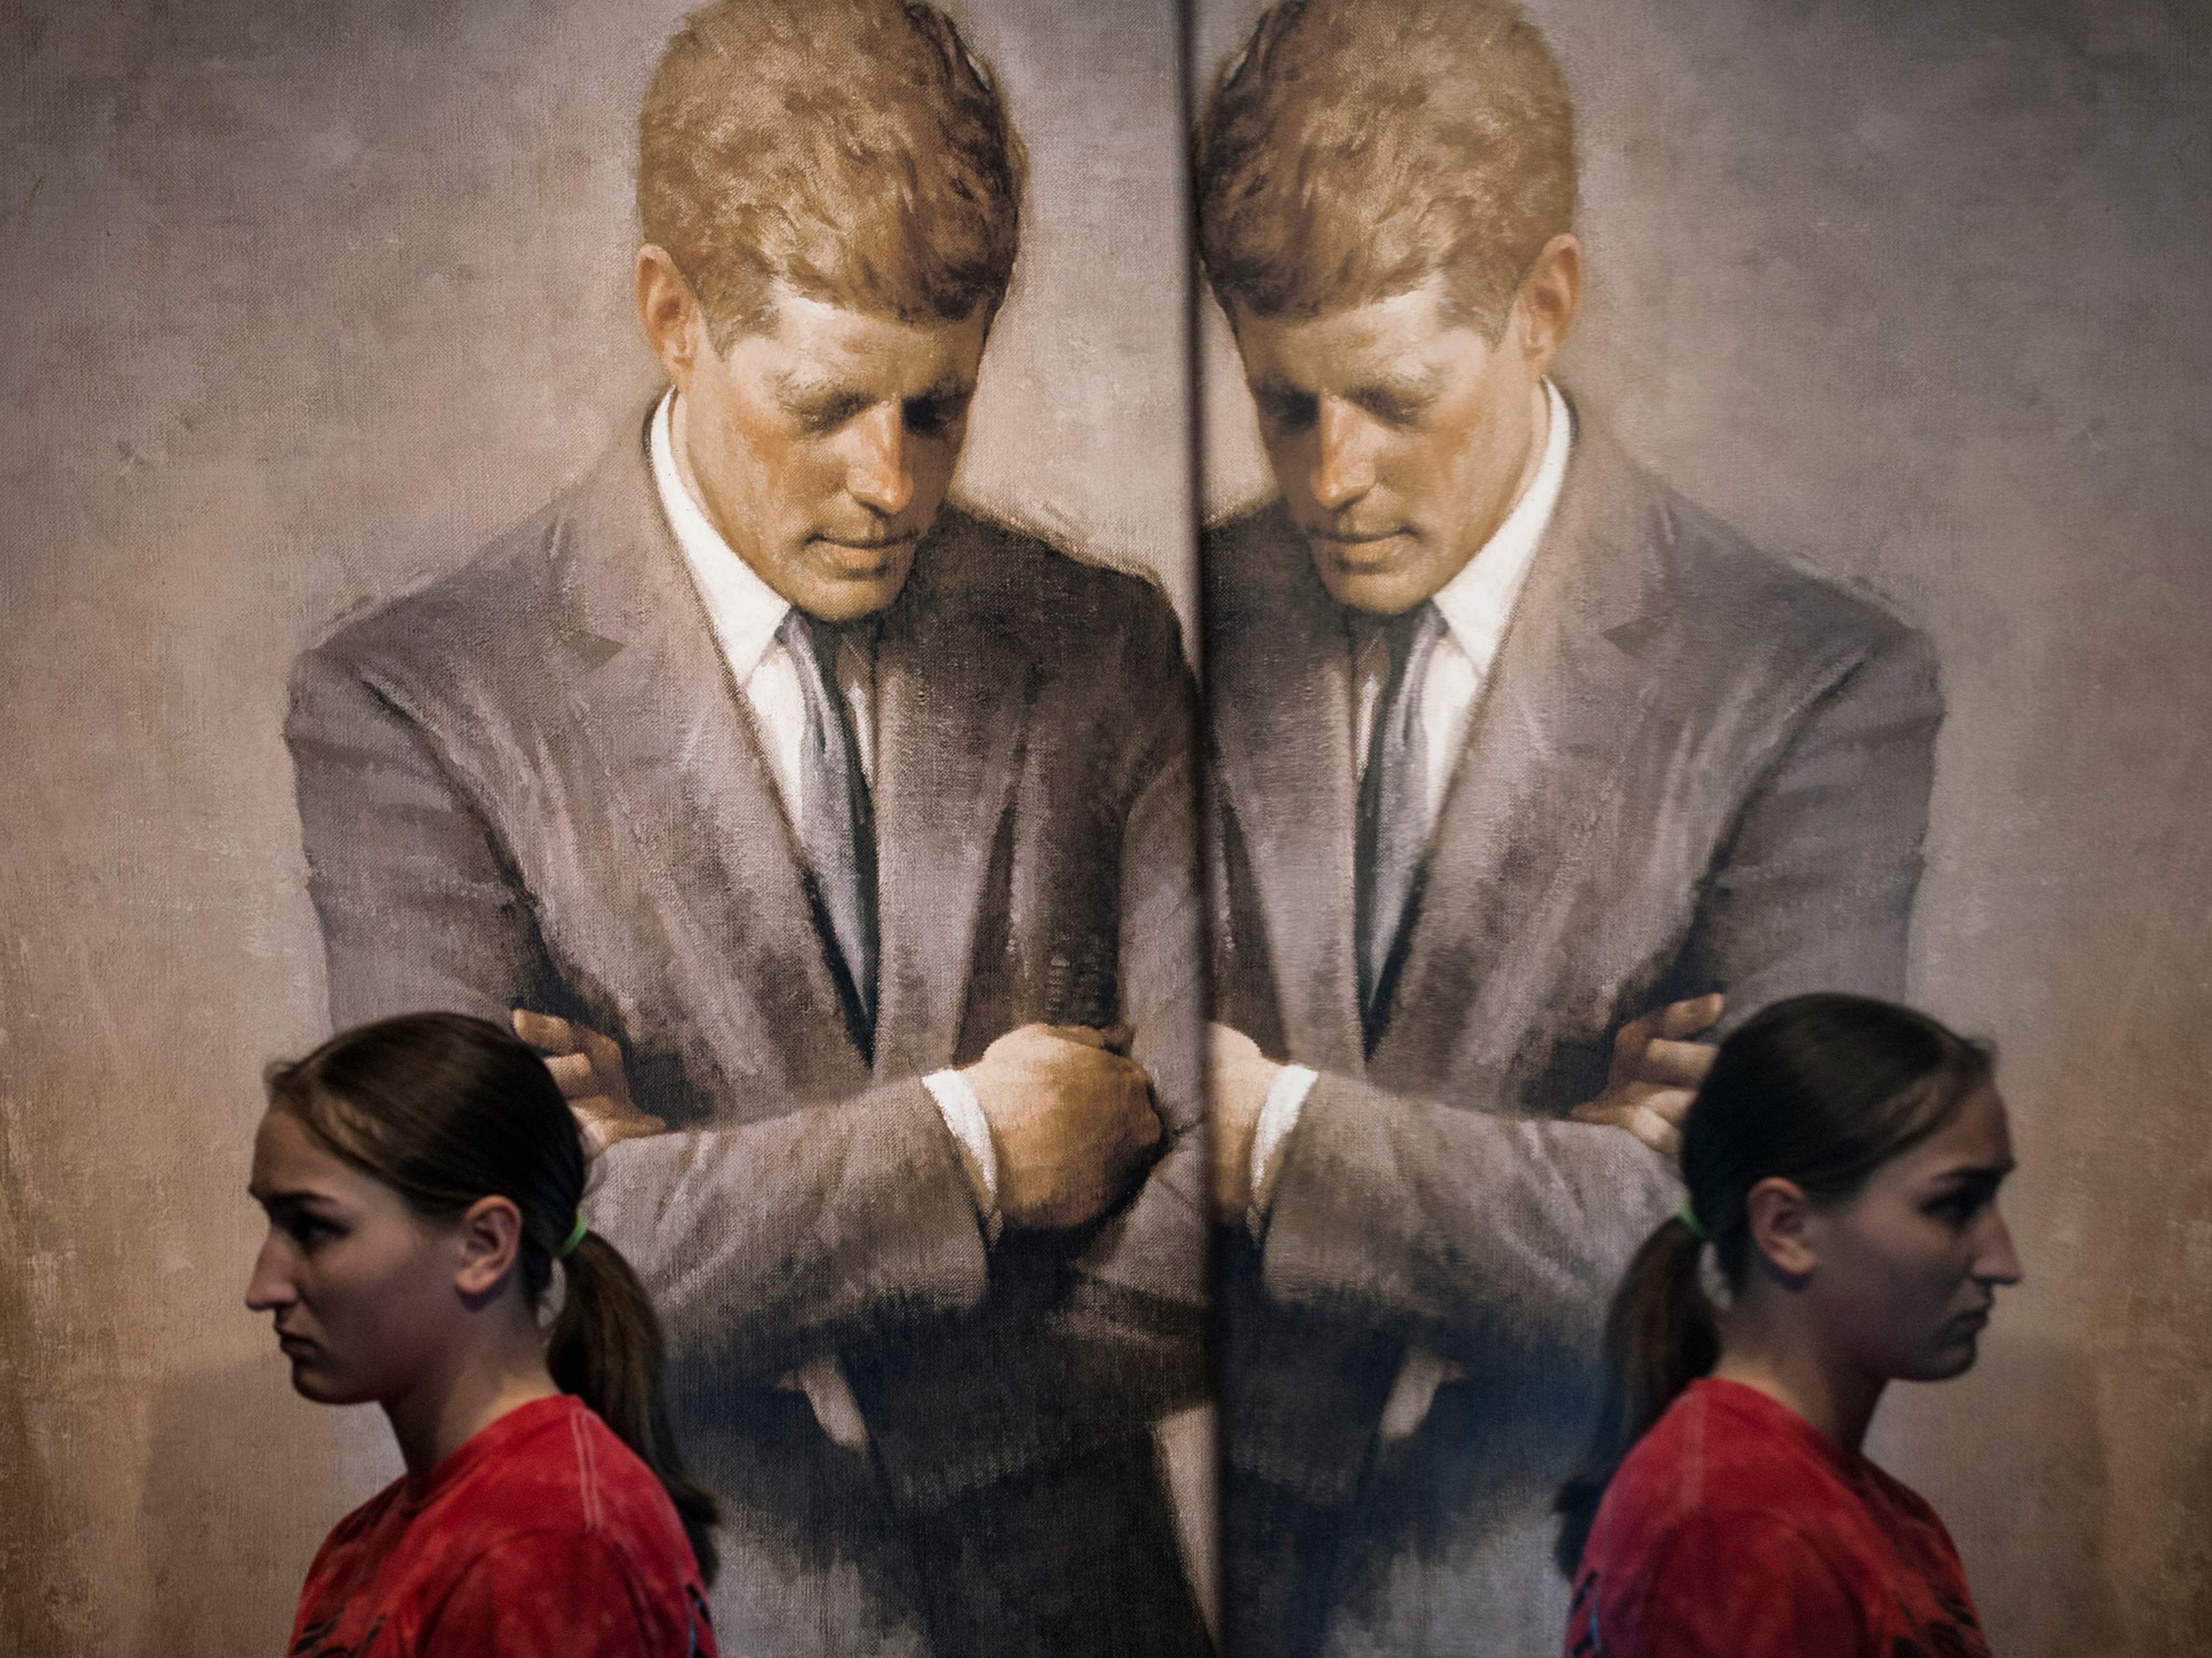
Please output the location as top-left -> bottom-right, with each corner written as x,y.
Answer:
649,388 -> 792,684
1428,377 -> 1573,681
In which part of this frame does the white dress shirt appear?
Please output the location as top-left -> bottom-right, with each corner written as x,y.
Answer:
1250,380 -> 1575,1214
649,392 -> 1001,1240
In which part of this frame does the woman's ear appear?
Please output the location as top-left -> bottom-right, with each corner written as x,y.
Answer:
452,1195 -> 526,1300
1743,1175 -> 1820,1281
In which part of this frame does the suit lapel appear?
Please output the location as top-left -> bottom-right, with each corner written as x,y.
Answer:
1372,423 -> 1678,1090
867,518 -> 1037,1081
554,416 -> 873,1096
1208,509 -> 1367,1075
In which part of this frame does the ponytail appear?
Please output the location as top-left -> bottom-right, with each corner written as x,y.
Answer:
550,1231 -> 721,1586
266,1012 -> 720,1584
1552,1215 -> 1717,1576
1553,994 -> 1995,1579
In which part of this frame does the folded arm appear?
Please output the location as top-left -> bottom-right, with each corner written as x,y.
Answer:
1057,734 -> 1211,1409
1247,623 -> 1943,1358
285,648 -> 991,1382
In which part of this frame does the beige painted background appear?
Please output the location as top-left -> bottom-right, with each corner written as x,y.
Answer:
0,1 -> 1192,1651
1194,0 -> 2211,1650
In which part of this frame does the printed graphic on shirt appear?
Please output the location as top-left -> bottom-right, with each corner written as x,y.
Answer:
686,1584 -> 712,1657
1565,1571 -> 1603,1656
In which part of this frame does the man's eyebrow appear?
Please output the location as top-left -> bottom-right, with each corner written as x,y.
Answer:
771,370 -> 977,405
772,372 -> 870,408
1347,369 -> 1442,406
1248,369 -> 1440,406
908,371 -> 976,402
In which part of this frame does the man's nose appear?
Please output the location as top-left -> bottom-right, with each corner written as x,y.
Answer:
244,1233 -> 296,1313
1310,395 -> 1378,513
848,403 -> 915,519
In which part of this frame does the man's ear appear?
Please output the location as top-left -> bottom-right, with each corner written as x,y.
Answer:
1743,1175 -> 1821,1281
635,244 -> 704,390
452,1195 -> 526,1300
1512,231 -> 1582,374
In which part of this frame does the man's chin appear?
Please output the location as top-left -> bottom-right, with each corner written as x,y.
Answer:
796,567 -> 906,624
1312,556 -> 1435,618
794,556 -> 915,623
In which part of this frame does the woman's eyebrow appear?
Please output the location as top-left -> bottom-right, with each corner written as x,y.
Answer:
1928,1160 -> 2014,1188
248,1184 -> 342,1210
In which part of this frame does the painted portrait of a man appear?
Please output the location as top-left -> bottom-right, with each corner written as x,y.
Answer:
1194,3 -> 1936,1650
282,4 -> 1210,1654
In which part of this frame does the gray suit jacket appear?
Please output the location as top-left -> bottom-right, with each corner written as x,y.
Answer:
1204,409 -> 1942,1655
287,412 -> 1209,1656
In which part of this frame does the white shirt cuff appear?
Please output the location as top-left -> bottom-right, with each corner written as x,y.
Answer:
1248,1063 -> 1319,1233
923,1068 -> 1003,1245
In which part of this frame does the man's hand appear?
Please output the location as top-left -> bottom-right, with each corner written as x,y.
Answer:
1570,993 -> 1725,1164
962,1023 -> 1161,1231
1207,1023 -> 1281,1219
512,1010 -> 666,1158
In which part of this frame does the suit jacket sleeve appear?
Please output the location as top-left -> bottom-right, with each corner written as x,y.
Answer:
286,646 -> 990,1382
1057,685 -> 1211,1414
1674,618 -> 1942,1020
1259,620 -> 1943,1358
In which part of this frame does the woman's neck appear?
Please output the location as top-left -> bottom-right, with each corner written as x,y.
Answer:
1712,1302 -> 1886,1456
382,1315 -> 560,1478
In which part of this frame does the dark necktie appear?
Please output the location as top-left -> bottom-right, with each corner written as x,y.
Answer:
1353,601 -> 1446,1049
776,609 -> 878,1044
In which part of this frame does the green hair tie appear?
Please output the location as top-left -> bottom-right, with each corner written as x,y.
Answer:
1677,1199 -> 1706,1242
558,1212 -> 589,1259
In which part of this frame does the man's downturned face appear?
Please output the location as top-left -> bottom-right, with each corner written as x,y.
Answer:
1231,278 -> 1549,617
680,287 -> 989,623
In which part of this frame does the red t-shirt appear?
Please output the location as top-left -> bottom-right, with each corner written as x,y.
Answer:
1565,1378 -> 1990,1658
287,1394 -> 716,1658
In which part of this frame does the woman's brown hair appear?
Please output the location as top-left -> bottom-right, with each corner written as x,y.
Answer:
265,1011 -> 719,1585
1553,993 -> 1994,1578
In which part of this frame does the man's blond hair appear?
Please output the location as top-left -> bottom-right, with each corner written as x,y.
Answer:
1196,0 -> 1576,337
640,0 -> 1024,345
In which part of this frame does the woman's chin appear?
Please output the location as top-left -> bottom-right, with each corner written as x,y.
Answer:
285,1359 -> 366,1405
1904,1334 -> 1983,1383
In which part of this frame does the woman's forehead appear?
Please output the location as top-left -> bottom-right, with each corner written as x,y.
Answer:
250,1108 -> 371,1199
1897,1085 -> 2014,1175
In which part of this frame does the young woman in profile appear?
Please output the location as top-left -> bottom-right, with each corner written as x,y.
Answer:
1556,994 -> 2021,1658
246,1012 -> 719,1657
